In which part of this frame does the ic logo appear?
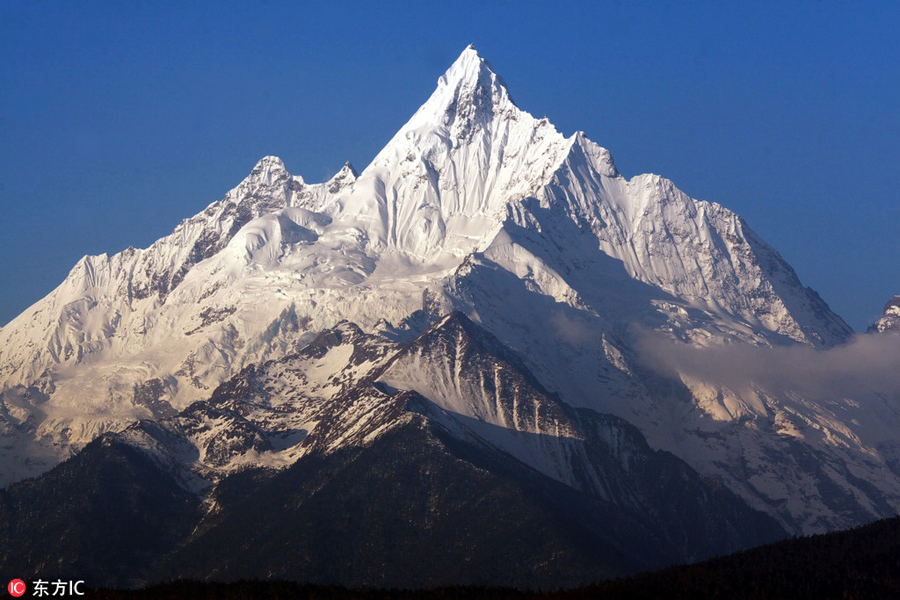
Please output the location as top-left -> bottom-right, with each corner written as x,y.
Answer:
8,579 -> 26,597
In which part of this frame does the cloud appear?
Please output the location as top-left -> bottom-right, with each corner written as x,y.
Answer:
636,331 -> 900,399
550,311 -> 595,345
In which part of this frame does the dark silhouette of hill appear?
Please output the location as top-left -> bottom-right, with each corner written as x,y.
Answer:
578,514 -> 900,599
89,514 -> 900,599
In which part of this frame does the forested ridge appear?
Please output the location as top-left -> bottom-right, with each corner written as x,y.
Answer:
90,514 -> 900,599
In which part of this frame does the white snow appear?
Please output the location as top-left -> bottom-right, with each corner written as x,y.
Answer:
1,46 -> 896,537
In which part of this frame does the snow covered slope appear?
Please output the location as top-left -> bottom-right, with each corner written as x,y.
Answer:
2,46 -> 896,537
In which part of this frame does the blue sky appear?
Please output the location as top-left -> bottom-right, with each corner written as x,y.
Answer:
1,1 -> 898,330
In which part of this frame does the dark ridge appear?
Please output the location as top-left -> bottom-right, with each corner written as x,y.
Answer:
0,434 -> 202,587
148,417 -> 672,588
574,514 -> 900,599
89,512 -> 900,599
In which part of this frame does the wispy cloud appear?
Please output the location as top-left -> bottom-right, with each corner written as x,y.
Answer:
636,332 -> 900,399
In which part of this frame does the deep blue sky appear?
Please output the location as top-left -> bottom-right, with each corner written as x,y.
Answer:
1,1 -> 898,330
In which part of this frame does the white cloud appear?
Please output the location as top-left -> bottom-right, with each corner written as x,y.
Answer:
636,331 -> 900,399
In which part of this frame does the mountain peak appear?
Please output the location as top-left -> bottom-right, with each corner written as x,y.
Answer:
228,155 -> 294,203
401,46 -> 517,139
339,161 -> 358,178
251,155 -> 287,175
326,161 -> 357,193
869,295 -> 900,333
439,44 -> 512,104
239,155 -> 293,191
439,44 -> 489,83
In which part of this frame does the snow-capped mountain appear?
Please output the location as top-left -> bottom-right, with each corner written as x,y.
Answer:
870,296 -> 900,333
1,46 -> 897,541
